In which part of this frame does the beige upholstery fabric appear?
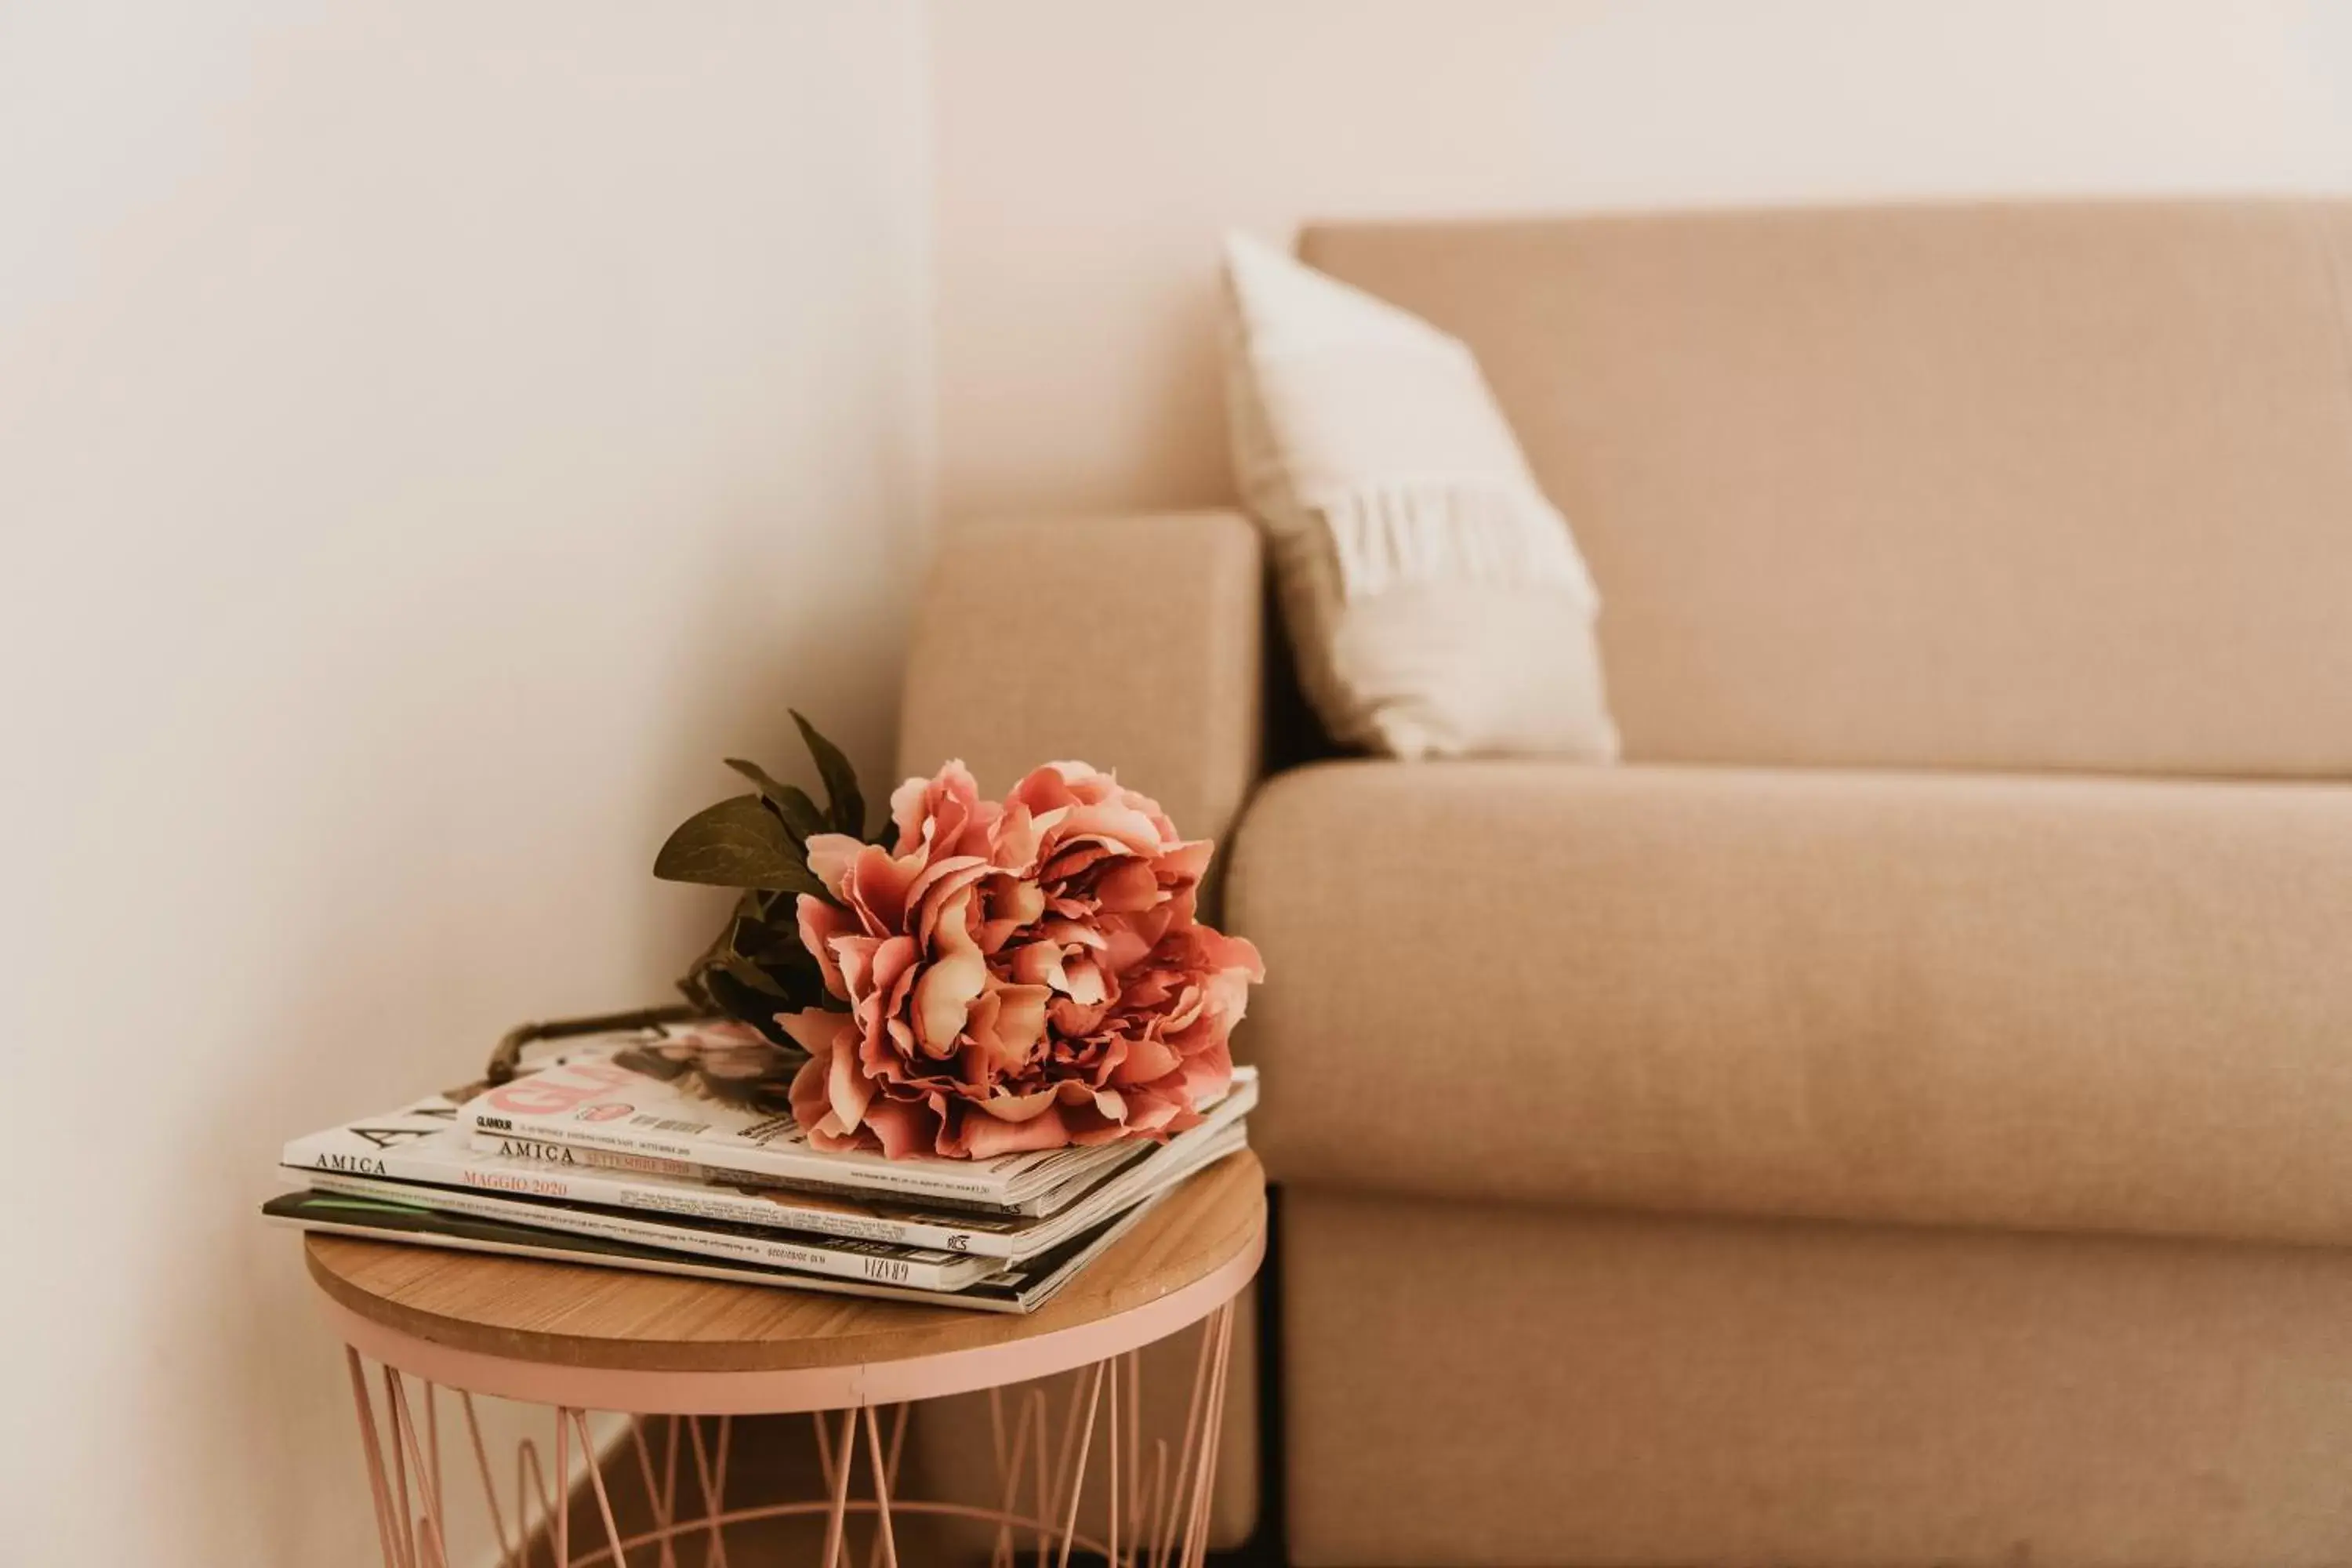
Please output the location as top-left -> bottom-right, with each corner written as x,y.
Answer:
1230,759 -> 2352,1245
898,510 -> 1264,850
1283,1190 -> 2352,1568
1304,200 -> 2352,776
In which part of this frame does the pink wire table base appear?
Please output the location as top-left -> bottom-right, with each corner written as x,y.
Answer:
307,1152 -> 1266,1568
337,1301 -> 1240,1568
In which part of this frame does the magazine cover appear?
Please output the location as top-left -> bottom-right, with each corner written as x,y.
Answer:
454,1023 -> 1228,1210
285,1067 -> 1256,1261
263,1147 -> 1221,1314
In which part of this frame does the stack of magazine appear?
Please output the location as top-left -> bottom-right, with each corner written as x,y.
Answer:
267,1021 -> 1257,1315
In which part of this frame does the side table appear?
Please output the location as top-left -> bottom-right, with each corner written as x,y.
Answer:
304,1149 -> 1265,1568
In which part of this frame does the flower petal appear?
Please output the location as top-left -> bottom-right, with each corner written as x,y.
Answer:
827,1028 -> 873,1131
776,1005 -> 847,1057
796,895 -> 855,999
976,1086 -> 1058,1123
954,1102 -> 1074,1159
804,834 -> 865,901
911,943 -> 985,1058
865,1097 -> 939,1160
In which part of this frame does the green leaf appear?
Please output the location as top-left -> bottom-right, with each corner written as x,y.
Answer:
792,710 -> 866,837
723,758 -> 826,844
715,955 -> 792,999
654,794 -> 826,893
701,970 -> 797,1043
735,910 -> 809,962
674,965 -> 720,1014
750,887 -> 804,927
681,891 -> 757,981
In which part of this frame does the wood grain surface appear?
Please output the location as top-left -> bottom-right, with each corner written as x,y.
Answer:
305,1149 -> 1263,1373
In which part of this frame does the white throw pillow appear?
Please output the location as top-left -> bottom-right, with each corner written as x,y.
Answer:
1219,232 -> 1619,760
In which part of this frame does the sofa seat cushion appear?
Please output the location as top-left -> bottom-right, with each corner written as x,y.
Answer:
1227,760 -> 2352,1245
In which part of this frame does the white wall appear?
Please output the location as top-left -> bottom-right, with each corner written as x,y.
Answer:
0,3 -> 930,1563
931,0 -> 2352,520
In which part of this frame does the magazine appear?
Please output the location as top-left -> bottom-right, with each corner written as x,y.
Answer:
456,1025 -> 1240,1211
285,1069 -> 1256,1261
299,1167 -> 1000,1290
265,1137 -> 1239,1314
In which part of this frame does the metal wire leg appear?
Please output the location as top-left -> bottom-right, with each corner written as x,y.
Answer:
686,1416 -> 731,1568
554,1404 -> 571,1567
1183,1305 -> 1238,1568
346,1350 -> 405,1568
864,1406 -> 903,1568
626,1420 -> 677,1568
1155,1308 -> 1222,1568
571,1410 -> 631,1568
386,1371 -> 451,1568
819,1407 -> 858,1568
1056,1363 -> 1109,1568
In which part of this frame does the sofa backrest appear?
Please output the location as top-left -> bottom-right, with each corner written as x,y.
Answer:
1302,200 -> 2352,778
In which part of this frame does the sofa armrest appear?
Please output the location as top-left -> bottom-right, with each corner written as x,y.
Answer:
897,510 -> 1265,848
897,512 -> 1269,1550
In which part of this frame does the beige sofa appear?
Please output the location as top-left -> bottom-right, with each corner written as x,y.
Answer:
899,200 -> 2352,1567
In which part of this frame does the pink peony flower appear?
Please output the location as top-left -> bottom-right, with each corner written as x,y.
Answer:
779,760 -> 1264,1159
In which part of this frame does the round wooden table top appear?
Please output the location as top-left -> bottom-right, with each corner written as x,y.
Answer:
306,1149 -> 1264,1377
